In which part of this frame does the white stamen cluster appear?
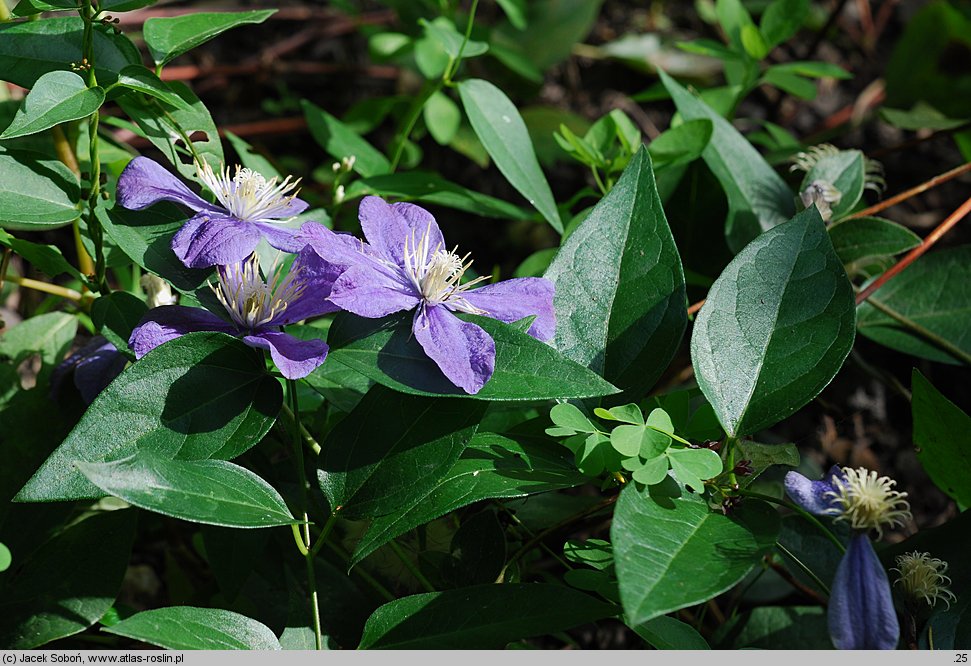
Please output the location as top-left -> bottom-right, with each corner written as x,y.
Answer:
212,255 -> 305,330
893,551 -> 957,609
790,144 -> 841,173
196,161 -> 301,222
402,223 -> 491,313
826,467 -> 912,536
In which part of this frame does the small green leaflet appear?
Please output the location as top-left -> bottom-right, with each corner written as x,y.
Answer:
1,71 -> 104,140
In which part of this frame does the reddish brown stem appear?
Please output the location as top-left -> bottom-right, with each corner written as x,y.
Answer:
687,299 -> 705,316
848,162 -> 971,220
856,195 -> 971,304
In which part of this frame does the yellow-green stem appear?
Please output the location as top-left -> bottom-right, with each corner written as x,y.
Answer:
5,274 -> 87,302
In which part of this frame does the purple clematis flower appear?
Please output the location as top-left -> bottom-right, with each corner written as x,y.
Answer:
297,196 -> 555,394
785,466 -> 910,650
116,156 -> 308,268
128,248 -> 339,379
51,336 -> 128,404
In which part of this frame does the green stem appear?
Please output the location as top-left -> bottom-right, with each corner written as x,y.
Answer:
5,274 -> 88,302
442,0 -> 480,83
309,512 -> 338,560
286,379 -> 323,650
80,0 -> 108,295
388,81 -> 441,173
738,489 -> 846,554
388,539 -> 436,593
281,402 -> 322,455
864,296 -> 971,366
725,436 -> 738,488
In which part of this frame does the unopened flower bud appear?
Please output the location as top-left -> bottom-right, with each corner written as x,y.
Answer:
334,184 -> 346,204
800,179 -> 842,222
141,274 -> 177,308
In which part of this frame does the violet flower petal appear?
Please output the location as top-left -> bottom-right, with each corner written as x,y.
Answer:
116,156 -> 215,213
359,196 -> 444,265
784,467 -> 844,516
328,263 -> 421,318
74,341 -> 128,404
172,211 -> 263,269
129,305 -> 236,358
253,221 -> 304,253
413,304 -> 495,394
244,331 -> 329,380
270,248 -> 343,325
297,221 -> 380,268
829,534 -> 900,649
462,277 -> 556,341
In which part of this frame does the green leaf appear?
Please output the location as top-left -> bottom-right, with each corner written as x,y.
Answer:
796,147 -> 865,220
828,216 -> 920,272
760,0 -> 809,49
0,18 -> 140,89
659,70 -> 796,252
740,24 -> 769,59
496,0 -> 527,29
117,82 -> 223,182
495,0 -> 603,70
98,0 -> 158,11
116,65 -> 192,110
302,100 -> 391,177
0,311 -> 77,370
667,447 -> 723,491
16,332 -> 282,502
769,61 -> 851,80
358,583 -> 617,648
423,90 -> 462,146
730,606 -> 830,648
143,10 -> 276,66
90,291 -> 148,357
99,202 -> 213,293
1,71 -> 104,140
345,171 -> 529,220
327,312 -> 619,401
545,147 -> 686,396
761,68 -> 817,100
691,207 -> 856,437
549,403 -> 598,433
880,102 -> 969,131
612,483 -> 779,624
12,0 -> 78,17
631,615 -> 710,649
912,369 -> 971,507
594,403 -> 644,424
648,119 -> 713,167
735,440 -> 799,487
77,453 -> 294,528
318,386 -> 484,520
458,78 -> 562,233
0,543 -> 9,572
352,434 -> 584,566
0,229 -> 84,280
0,510 -> 136,648
104,607 -> 281,649
857,246 -> 971,364
0,147 -> 80,230
419,17 -> 489,59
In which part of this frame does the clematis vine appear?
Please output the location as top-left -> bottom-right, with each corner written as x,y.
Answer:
128,249 -> 340,379
116,156 -> 307,268
785,466 -> 912,650
298,196 -> 555,394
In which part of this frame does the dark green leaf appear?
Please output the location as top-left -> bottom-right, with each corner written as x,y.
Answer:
631,615 -> 710,649
77,453 -> 294,528
98,0 -> 158,11
318,386 -> 484,520
660,70 -> 795,252
495,0 -> 602,70
0,229 -> 84,280
351,433 -> 584,566
345,171 -> 530,220
442,510 -> 506,587
612,483 -> 779,624
116,66 -> 192,110
327,312 -> 618,401
0,18 -> 140,89
143,10 -> 276,66
496,0 -> 527,29
17,332 -> 282,502
0,311 -> 77,369
731,606 -> 830,648
459,78 -> 562,233
91,291 -> 149,357
762,69 -> 817,100
104,607 -> 282,649
303,100 -> 390,177
0,147 -> 80,230
0,510 -> 136,648
691,207 -> 856,437
760,0 -> 809,49
545,147 -> 686,396
857,246 -> 971,364
912,369 -> 971,507
648,119 -> 713,167
828,216 -> 920,272
1,71 -> 104,139
12,0 -> 78,17
358,583 -> 617,649
880,103 -> 969,131
735,440 -> 799,487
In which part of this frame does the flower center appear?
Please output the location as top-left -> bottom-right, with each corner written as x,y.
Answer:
826,467 -> 911,536
196,161 -> 301,222
892,551 -> 956,609
402,224 -> 491,313
212,254 -> 305,330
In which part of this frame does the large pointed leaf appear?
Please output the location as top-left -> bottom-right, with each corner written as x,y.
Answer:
303,101 -> 390,178
351,433 -> 585,566
143,10 -> 276,66
1,71 -> 104,140
77,453 -> 294,528
317,386 -> 485,520
16,332 -> 282,502
828,216 -> 920,272
358,583 -> 617,649
0,147 -> 80,230
912,369 -> 971,507
544,147 -> 686,396
0,510 -> 136,648
660,70 -> 795,252
691,207 -> 856,437
459,78 -> 562,232
857,245 -> 971,364
327,312 -> 619,401
104,607 -> 282,649
612,483 -> 778,625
